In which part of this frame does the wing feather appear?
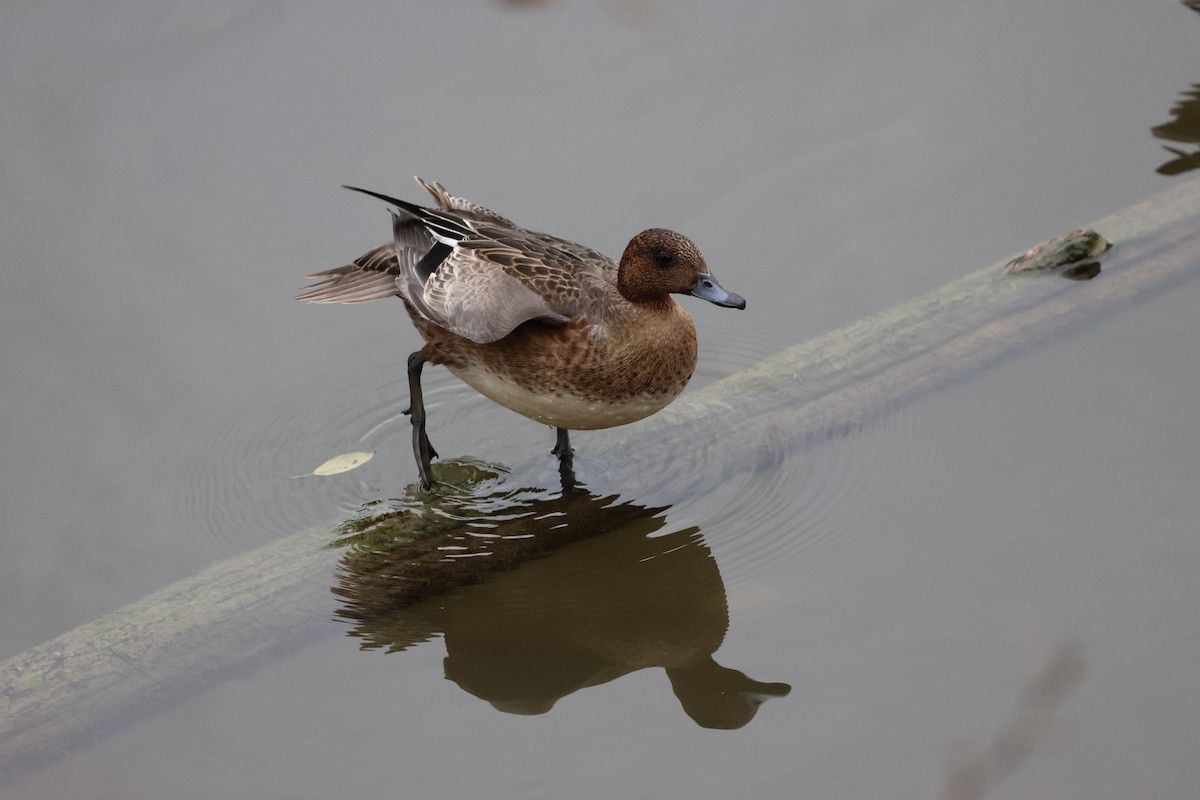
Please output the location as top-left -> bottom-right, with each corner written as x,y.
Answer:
298,178 -> 621,343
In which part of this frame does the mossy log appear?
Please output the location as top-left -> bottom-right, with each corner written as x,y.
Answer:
4,175 -> 1200,780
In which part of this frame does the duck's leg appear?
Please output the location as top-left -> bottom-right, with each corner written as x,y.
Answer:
552,427 -> 577,491
404,350 -> 438,489
552,427 -> 573,458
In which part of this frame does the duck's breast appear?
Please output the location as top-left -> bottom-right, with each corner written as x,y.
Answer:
440,306 -> 698,430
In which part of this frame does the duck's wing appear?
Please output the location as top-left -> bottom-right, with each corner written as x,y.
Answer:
297,183 -> 619,344
416,177 -> 518,228
296,177 -> 511,306
295,195 -> 441,305
406,213 -> 609,344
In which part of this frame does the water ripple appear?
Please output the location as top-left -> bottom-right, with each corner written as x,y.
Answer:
179,317 -> 879,582
692,398 -> 927,594
178,358 -> 471,547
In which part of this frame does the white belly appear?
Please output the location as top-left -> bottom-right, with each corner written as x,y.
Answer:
446,363 -> 679,430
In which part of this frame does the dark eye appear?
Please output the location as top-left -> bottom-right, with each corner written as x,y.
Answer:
654,250 -> 675,267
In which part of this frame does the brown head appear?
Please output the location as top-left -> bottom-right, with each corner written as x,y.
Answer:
616,228 -> 746,309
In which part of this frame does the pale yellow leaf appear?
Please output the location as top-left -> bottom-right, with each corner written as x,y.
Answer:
292,451 -> 375,478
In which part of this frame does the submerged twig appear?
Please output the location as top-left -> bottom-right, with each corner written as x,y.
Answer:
935,643 -> 1087,800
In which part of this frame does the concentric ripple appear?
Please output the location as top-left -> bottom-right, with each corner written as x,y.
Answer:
180,315 -> 928,593
650,322 -> 934,594
694,404 -> 926,592
177,356 -> 480,546
688,315 -> 783,390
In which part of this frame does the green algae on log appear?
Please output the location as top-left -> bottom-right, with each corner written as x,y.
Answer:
1005,228 -> 1110,274
1005,228 -> 1110,280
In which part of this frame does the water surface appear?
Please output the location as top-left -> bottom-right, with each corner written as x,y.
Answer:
3,1 -> 1200,797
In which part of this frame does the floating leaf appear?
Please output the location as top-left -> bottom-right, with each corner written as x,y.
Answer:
292,451 -> 375,478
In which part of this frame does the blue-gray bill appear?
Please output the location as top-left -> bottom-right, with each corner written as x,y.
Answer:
690,272 -> 746,309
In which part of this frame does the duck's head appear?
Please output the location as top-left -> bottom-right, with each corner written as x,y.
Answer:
617,229 -> 746,309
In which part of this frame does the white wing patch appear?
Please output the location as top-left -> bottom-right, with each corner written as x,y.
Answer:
423,256 -> 569,343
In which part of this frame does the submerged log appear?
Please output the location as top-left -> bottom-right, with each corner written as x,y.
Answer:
4,175 -> 1200,779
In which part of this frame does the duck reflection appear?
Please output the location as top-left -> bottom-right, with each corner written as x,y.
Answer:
333,465 -> 790,729
1152,83 -> 1200,176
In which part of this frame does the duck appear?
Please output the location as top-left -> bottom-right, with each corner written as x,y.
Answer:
298,177 -> 745,489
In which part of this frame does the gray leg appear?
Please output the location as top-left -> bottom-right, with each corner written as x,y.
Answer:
552,427 -> 577,491
552,427 -> 572,457
405,351 -> 437,489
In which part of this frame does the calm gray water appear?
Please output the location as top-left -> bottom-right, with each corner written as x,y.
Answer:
3,1 -> 1200,797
